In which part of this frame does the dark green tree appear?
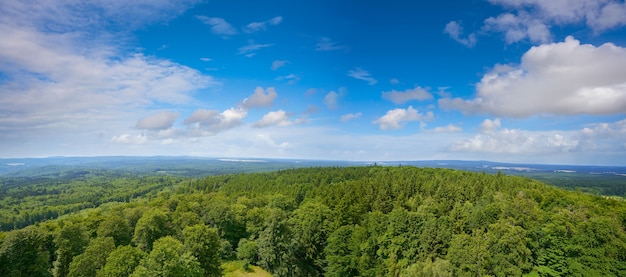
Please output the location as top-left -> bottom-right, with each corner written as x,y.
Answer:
97,215 -> 132,246
53,223 -> 89,277
132,209 -> 173,251
0,226 -> 51,277
68,237 -> 115,277
182,224 -> 221,277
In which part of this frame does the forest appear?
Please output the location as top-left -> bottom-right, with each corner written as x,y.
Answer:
1,165 -> 625,276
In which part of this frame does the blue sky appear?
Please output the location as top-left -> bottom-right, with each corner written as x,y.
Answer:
1,0 -> 626,165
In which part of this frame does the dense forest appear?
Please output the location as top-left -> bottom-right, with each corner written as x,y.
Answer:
1,166 -> 625,276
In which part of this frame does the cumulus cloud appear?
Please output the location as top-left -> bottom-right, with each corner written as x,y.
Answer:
324,91 -> 340,110
483,12 -> 551,44
183,108 -> 247,133
444,21 -> 477,47
253,110 -> 294,128
242,87 -> 278,109
434,124 -> 462,133
373,106 -> 434,130
382,86 -> 433,104
315,37 -> 346,51
243,16 -> 283,33
196,16 -> 238,36
341,112 -> 362,122
271,60 -> 289,70
439,37 -> 626,117
348,67 -> 377,85
135,111 -> 180,130
479,118 -> 501,134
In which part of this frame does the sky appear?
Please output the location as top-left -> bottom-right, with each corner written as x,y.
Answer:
1,0 -> 626,165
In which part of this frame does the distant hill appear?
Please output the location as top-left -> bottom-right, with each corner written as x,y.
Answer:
2,156 -> 625,195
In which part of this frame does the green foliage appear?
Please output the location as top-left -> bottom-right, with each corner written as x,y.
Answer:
182,224 -> 221,276
68,237 -> 115,277
132,208 -> 174,251
53,223 -> 89,277
132,236 -> 203,277
2,166 -> 626,277
0,226 -> 51,277
97,215 -> 132,246
236,238 -> 259,269
97,245 -> 145,277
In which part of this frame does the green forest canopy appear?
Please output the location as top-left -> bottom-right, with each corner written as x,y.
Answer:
1,166 -> 625,276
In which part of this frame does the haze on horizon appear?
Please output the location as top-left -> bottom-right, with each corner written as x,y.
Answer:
1,0 -> 626,165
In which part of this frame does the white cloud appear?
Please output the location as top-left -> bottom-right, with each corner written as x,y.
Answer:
439,37 -> 626,117
483,12 -> 551,44
0,26 -> 215,137
373,106 -> 434,130
479,118 -> 501,134
450,128 -> 579,154
341,112 -> 362,122
238,40 -> 273,56
242,87 -> 278,109
243,16 -> 283,33
183,108 -> 247,133
275,74 -> 300,85
382,86 -> 433,104
488,0 -> 626,32
269,16 -> 283,25
0,0 -> 199,33
111,134 -> 148,145
253,110 -> 294,128
271,60 -> 289,70
324,91 -> 339,110
196,16 -> 238,36
434,124 -> 462,133
135,111 -> 180,130
390,78 -> 400,85
315,37 -> 346,51
200,57 -> 212,62
444,21 -> 477,47
348,67 -> 377,85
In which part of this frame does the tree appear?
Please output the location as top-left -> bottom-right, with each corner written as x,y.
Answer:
447,229 -> 489,277
97,216 -> 132,246
182,224 -> 221,277
133,209 -> 173,251
257,208 -> 293,276
288,202 -> 335,276
97,245 -> 145,277
325,225 -> 359,277
0,226 -> 51,277
403,258 -> 453,277
131,236 -> 203,277
237,238 -> 258,269
53,223 -> 89,277
68,237 -> 115,277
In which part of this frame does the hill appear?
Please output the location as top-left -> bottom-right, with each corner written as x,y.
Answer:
1,166 -> 626,276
